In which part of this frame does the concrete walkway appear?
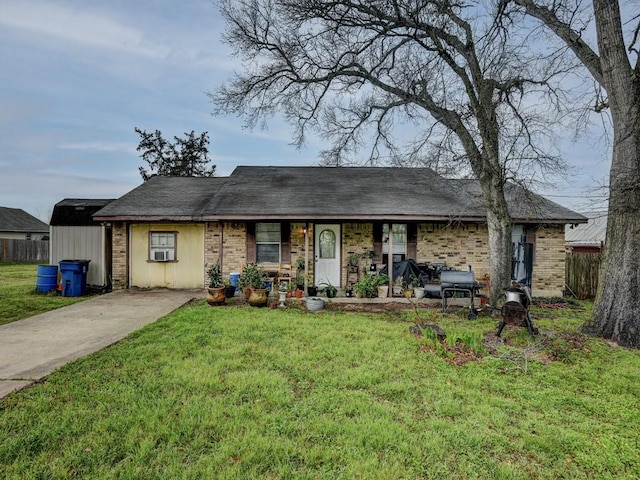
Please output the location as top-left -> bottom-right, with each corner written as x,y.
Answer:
0,289 -> 198,399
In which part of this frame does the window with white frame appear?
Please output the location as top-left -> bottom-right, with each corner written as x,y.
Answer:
256,223 -> 280,263
382,224 -> 407,258
149,231 -> 176,262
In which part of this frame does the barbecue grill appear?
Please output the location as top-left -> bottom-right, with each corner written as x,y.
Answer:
441,270 -> 483,319
496,283 -> 537,337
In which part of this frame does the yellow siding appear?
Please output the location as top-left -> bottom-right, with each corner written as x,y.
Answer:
130,224 -> 204,289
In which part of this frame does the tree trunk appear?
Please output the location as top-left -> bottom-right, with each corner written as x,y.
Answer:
585,0 -> 640,347
483,188 -> 514,304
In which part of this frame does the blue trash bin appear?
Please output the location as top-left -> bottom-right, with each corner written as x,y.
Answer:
229,272 -> 240,291
59,260 -> 91,297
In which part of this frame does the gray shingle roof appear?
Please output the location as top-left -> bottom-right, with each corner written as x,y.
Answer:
93,167 -> 586,224
0,207 -> 49,232
94,177 -> 226,220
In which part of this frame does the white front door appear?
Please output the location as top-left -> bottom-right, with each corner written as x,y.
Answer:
314,224 -> 341,288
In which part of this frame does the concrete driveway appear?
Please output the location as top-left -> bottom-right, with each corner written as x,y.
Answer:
0,289 -> 198,399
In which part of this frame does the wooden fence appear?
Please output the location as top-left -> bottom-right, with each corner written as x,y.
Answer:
0,239 -> 49,263
565,252 -> 601,300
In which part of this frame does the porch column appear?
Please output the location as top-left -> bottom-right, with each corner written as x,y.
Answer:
304,222 -> 309,292
386,224 -> 392,297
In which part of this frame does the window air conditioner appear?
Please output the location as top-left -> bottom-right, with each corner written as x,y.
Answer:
154,250 -> 169,262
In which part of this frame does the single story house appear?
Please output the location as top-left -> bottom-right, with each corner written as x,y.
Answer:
0,207 -> 49,240
93,166 -> 587,297
50,198 -> 116,289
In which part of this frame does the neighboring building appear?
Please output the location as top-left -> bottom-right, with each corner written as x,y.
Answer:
94,167 -> 587,297
565,212 -> 607,254
49,199 -> 115,289
0,207 -> 49,240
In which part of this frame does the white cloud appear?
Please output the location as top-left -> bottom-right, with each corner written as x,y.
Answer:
58,141 -> 134,153
0,1 -> 167,58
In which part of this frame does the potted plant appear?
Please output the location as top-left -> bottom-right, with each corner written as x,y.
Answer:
403,281 -> 413,299
278,282 -> 288,307
376,274 -> 390,298
323,282 -> 338,298
223,278 -> 237,299
240,263 -> 268,306
393,276 -> 404,297
307,275 -> 318,296
345,287 -> 354,297
346,253 -> 359,272
206,261 -> 226,305
411,275 -> 425,299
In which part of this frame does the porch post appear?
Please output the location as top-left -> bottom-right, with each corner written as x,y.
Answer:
304,222 -> 310,293
219,221 -> 224,270
387,224 -> 393,297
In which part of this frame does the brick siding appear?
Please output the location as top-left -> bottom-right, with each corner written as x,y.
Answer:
113,220 -> 565,296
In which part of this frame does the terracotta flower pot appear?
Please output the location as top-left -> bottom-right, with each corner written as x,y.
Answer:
206,286 -> 226,306
248,288 -> 268,307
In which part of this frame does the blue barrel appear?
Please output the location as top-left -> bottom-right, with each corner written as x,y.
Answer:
229,272 -> 240,290
36,265 -> 58,293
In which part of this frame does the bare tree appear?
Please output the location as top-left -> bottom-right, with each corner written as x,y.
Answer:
212,0 -> 573,302
503,0 -> 640,347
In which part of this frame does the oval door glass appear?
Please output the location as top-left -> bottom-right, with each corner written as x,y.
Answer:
319,229 -> 336,259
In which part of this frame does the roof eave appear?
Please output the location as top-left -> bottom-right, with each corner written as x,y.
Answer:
93,215 -> 199,222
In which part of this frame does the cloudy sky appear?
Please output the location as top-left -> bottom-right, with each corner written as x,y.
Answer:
0,0 -> 613,222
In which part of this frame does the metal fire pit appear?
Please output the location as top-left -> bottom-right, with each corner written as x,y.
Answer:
496,283 -> 537,337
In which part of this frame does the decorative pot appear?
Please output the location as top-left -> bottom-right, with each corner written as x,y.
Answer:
403,289 -> 413,299
414,287 -> 425,299
306,297 -> 325,312
243,287 -> 252,300
248,288 -> 268,307
295,289 -> 304,298
307,286 -> 318,296
206,287 -> 226,306
325,288 -> 337,298
393,286 -> 403,297
278,290 -> 287,308
377,285 -> 389,298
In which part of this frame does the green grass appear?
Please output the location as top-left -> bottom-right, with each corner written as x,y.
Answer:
0,263 -> 91,325
1,302 -> 639,479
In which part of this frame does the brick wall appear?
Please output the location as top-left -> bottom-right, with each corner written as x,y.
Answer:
341,223 -> 374,286
223,223 -> 247,276
111,222 -> 128,289
418,223 -> 490,282
531,225 -> 565,296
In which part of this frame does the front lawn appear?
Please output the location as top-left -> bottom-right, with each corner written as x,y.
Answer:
1,303 -> 639,479
0,263 -> 90,325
